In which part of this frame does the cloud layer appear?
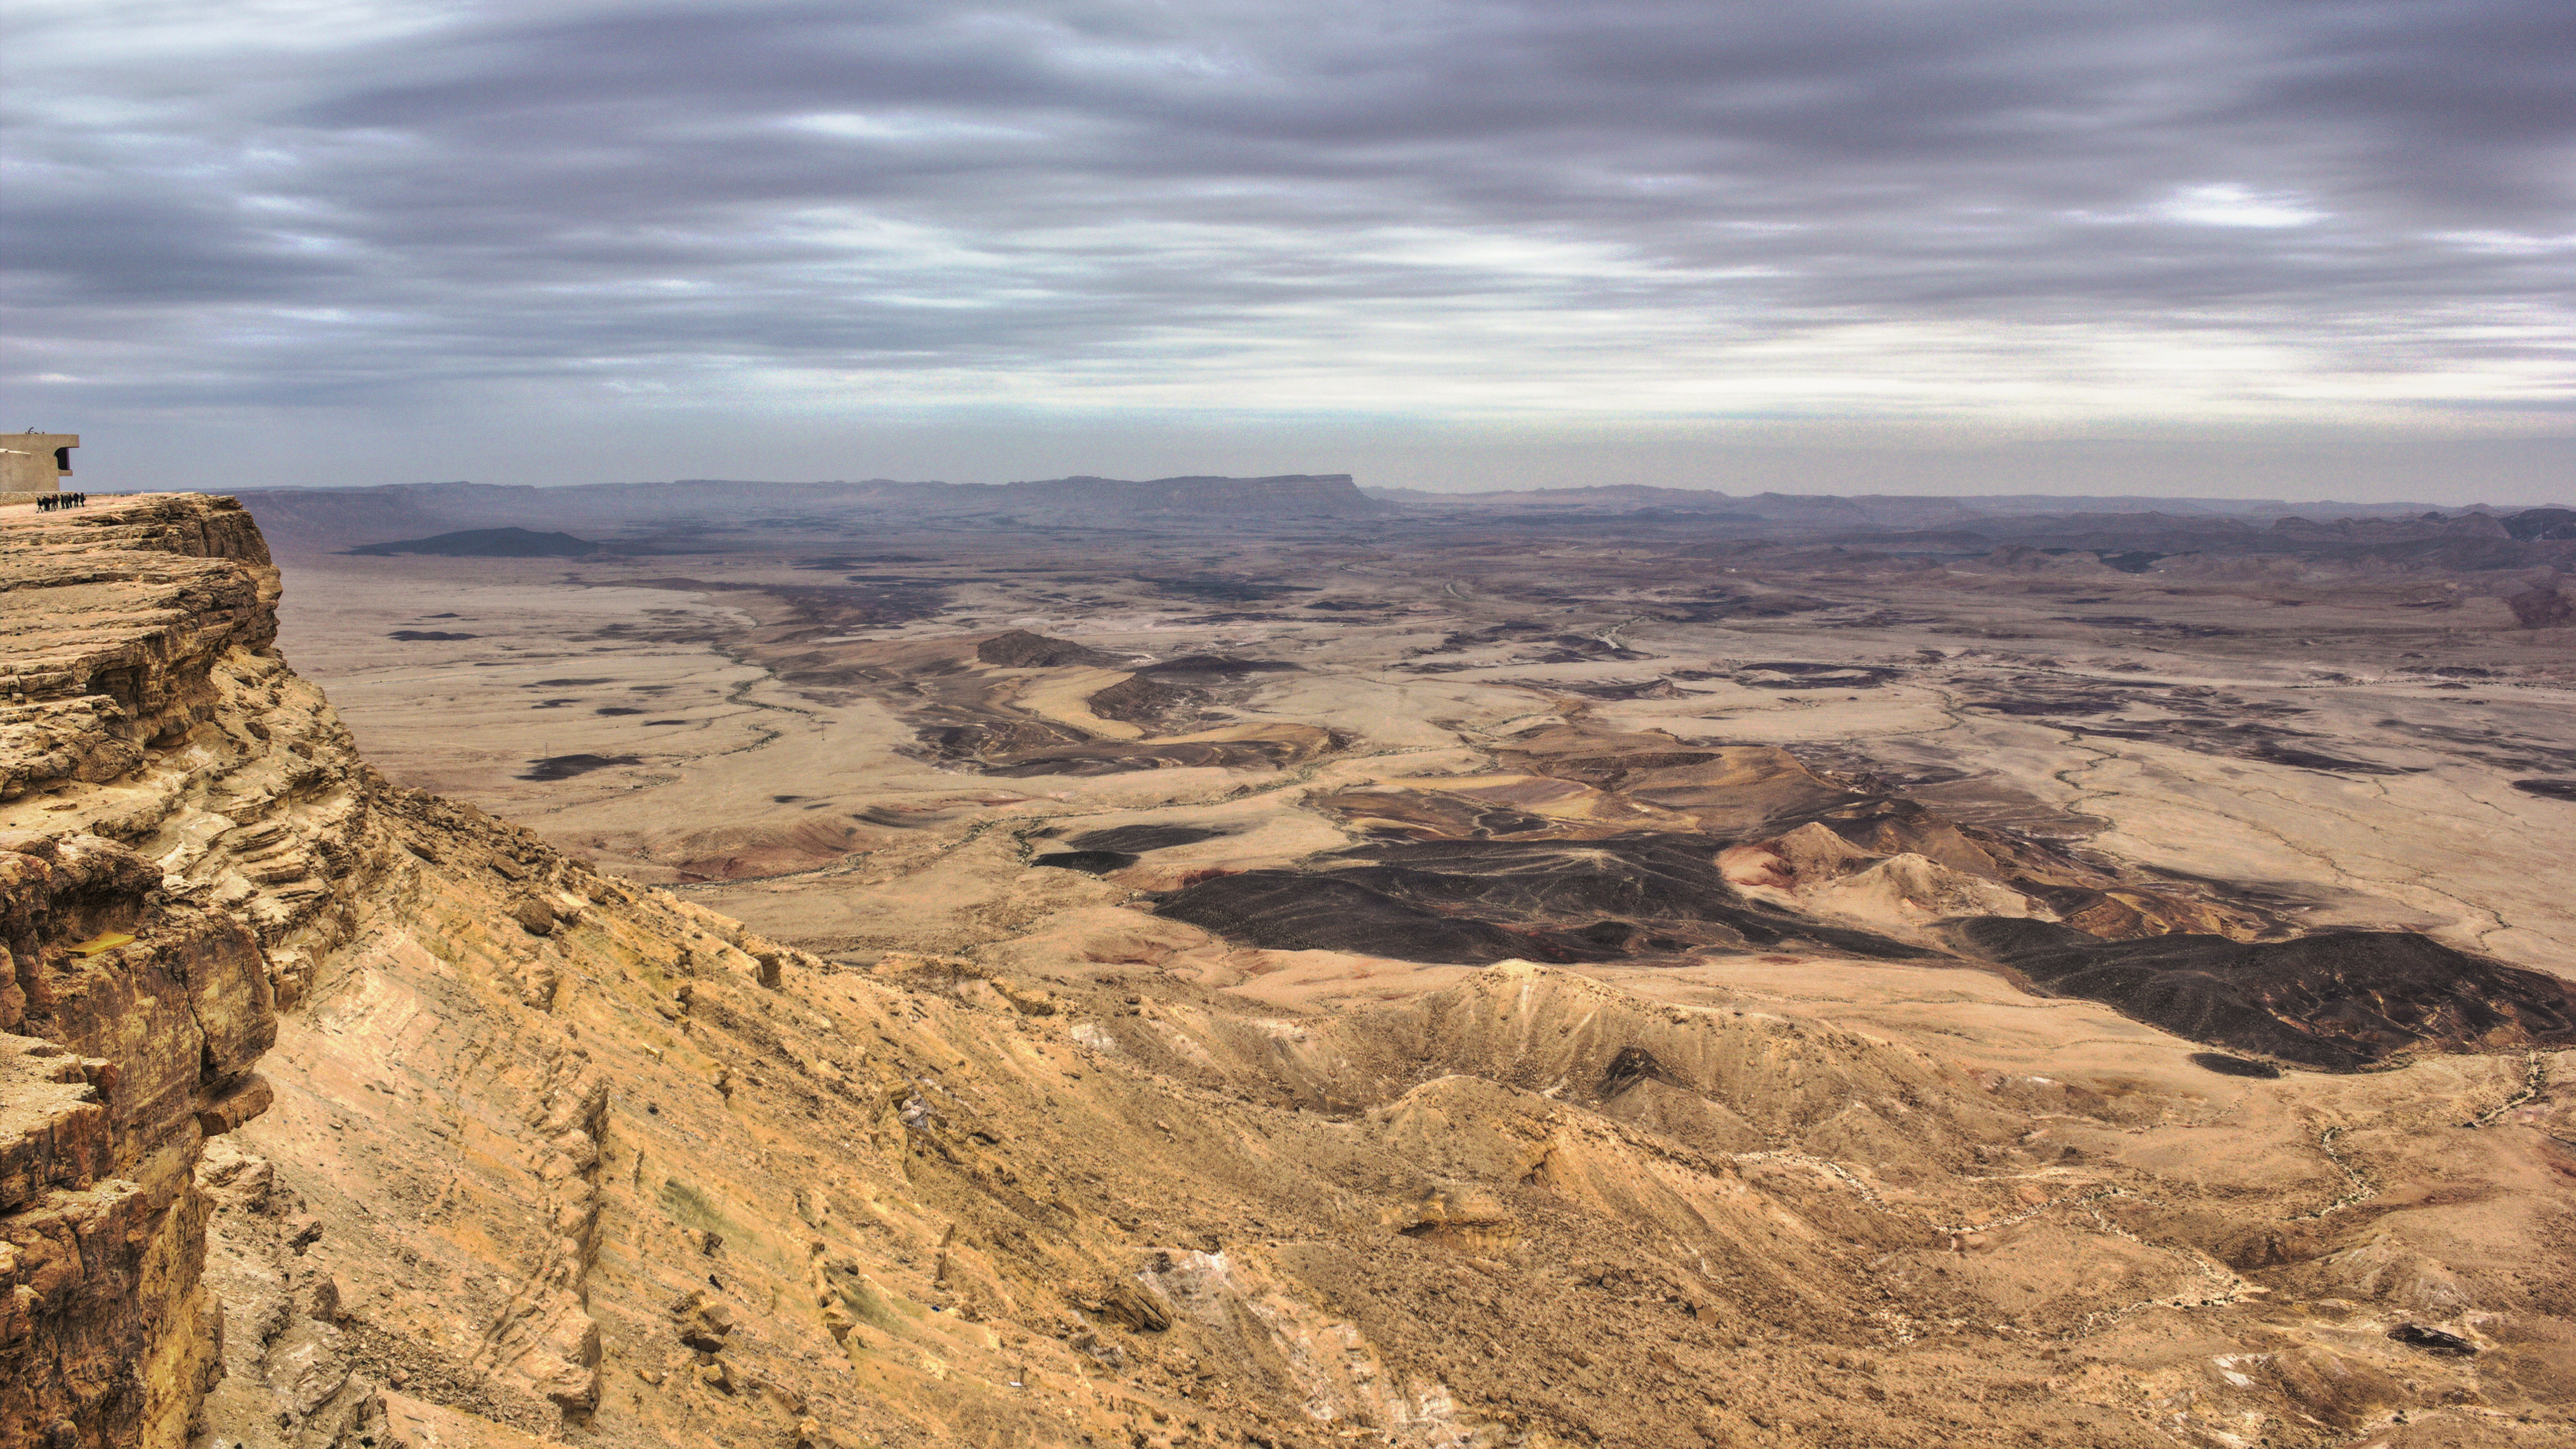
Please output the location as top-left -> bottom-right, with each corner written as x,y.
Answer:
3,0 -> 2570,489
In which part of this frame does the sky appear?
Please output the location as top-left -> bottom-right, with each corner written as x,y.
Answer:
3,0 -> 2571,500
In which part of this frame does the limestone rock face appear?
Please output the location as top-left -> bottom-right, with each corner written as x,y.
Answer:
0,830 -> 277,1449
0,497 -> 295,1449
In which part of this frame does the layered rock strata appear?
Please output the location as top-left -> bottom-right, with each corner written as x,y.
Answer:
1,832 -> 276,1448
3,496 -> 293,1448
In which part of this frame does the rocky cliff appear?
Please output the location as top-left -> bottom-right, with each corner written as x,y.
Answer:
4,496 -> 2572,1449
4,497 -> 292,1447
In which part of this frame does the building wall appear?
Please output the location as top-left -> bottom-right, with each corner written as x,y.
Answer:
0,434 -> 78,493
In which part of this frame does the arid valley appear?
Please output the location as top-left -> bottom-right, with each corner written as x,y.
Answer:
5,480 -> 2574,1449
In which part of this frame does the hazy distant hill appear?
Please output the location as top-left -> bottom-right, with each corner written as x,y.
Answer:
230,472 -> 2563,569
235,473 -> 1377,551
967,473 -> 1378,517
346,526 -> 600,558
1361,483 -> 2453,526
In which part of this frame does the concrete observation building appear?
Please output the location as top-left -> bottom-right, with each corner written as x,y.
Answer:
1,431 -> 78,501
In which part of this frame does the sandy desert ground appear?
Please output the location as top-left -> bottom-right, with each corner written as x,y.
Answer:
265,507 -> 2576,973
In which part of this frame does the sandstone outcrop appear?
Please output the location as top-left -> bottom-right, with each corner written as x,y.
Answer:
3,498 -> 294,1449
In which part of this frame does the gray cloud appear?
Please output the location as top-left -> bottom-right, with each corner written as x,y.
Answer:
1,0 -> 2568,492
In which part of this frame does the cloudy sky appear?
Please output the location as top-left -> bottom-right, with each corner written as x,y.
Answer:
4,0 -> 2570,498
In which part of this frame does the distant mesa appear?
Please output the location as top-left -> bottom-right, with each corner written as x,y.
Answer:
2501,507 -> 2576,541
387,629 -> 478,642
347,527 -> 600,558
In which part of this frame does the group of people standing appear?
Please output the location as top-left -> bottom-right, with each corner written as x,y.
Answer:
36,491 -> 87,511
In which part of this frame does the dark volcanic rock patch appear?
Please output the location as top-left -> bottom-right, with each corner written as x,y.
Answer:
517,753 -> 642,782
1031,850 -> 1140,874
2389,1326 -> 2479,1355
1064,824 -> 1230,854
1137,655 -> 1301,683
2241,740 -> 2414,775
1154,870 -> 1585,965
1326,834 -> 1748,924
2513,780 -> 2576,801
1733,662 -> 1903,689
1328,724 -> 2262,943
1089,656 -> 1302,729
1158,834 -> 1932,966
1086,674 -> 1201,728
1317,835 -> 1935,961
977,630 -> 1121,668
1949,917 -> 2576,1070
1599,1044 -> 1688,1097
387,629 -> 479,641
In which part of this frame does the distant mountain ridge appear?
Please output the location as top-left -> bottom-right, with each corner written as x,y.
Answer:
969,473 -> 1375,516
229,473 -> 2566,567
1360,483 -> 2463,524
236,473 -> 1376,548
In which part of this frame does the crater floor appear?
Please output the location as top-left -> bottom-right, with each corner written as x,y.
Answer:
61,491 -> 2564,1448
